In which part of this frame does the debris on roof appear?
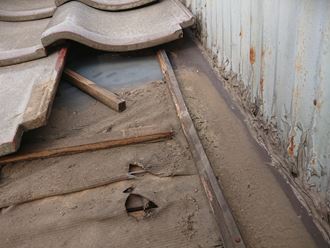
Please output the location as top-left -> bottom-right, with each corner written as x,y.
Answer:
0,2 -> 232,247
0,0 -> 194,154
0,51 -> 223,246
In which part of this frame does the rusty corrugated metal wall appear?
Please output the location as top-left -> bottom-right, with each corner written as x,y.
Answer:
181,0 -> 330,238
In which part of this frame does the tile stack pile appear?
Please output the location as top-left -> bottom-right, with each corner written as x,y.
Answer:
0,0 -> 194,156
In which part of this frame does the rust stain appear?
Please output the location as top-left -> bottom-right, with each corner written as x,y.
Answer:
249,47 -> 256,65
55,47 -> 68,71
287,136 -> 295,157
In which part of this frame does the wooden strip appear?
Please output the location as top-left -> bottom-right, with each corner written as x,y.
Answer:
0,128 -> 173,165
64,68 -> 126,112
157,50 -> 246,248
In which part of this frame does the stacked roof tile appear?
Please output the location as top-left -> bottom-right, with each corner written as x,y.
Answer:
0,0 -> 194,156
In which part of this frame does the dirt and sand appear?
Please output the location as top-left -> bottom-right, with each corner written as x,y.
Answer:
165,35 -> 327,248
0,69 -> 223,247
0,36 -> 328,248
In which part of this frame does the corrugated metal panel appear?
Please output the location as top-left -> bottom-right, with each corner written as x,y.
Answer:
182,0 -> 330,238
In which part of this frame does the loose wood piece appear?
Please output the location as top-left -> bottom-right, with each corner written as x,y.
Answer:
157,50 -> 246,248
0,127 -> 173,165
64,68 -> 126,112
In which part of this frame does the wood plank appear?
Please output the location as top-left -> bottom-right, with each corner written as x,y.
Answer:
157,49 -> 246,248
0,127 -> 173,165
64,68 -> 126,112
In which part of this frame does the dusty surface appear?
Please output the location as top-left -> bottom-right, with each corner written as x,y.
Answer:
0,48 -> 66,157
0,81 -> 195,208
55,0 -> 157,10
0,51 -> 222,247
41,0 -> 194,52
165,37 -> 326,248
0,18 -> 48,66
0,0 -> 55,21
0,175 -> 219,248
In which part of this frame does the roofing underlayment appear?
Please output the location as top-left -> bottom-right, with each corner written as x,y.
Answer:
0,0 -> 56,21
0,0 -> 329,246
0,175 -> 221,247
55,0 -> 158,10
0,51 -> 223,246
0,48 -> 67,156
0,2 -> 232,248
